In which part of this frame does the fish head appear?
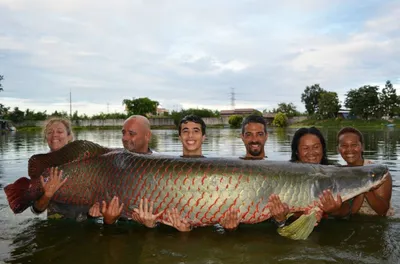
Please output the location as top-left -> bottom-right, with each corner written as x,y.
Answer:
365,164 -> 389,188
336,164 -> 389,201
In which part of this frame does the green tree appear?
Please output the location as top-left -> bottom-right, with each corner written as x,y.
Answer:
0,75 -> 3,92
0,104 -> 10,118
272,112 -> 288,127
123,97 -> 159,116
7,107 -> 25,123
170,108 -> 219,126
380,80 -> 399,118
317,92 -> 341,119
228,115 -> 243,128
345,85 -> 380,119
49,110 -> 69,117
301,84 -> 326,115
275,102 -> 300,117
250,110 -> 263,116
91,112 -> 128,120
24,109 -> 47,120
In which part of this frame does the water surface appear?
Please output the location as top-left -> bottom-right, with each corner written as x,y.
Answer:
0,128 -> 399,263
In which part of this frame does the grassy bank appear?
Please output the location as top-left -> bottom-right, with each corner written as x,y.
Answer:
291,118 -> 397,128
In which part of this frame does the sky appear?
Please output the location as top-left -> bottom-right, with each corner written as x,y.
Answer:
0,0 -> 399,116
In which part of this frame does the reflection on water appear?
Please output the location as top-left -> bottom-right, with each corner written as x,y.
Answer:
0,127 -> 399,263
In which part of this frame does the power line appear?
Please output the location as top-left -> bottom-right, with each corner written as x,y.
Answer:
230,87 -> 235,110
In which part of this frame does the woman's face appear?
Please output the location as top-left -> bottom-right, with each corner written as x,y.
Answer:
297,134 -> 323,164
46,122 -> 72,152
338,132 -> 363,166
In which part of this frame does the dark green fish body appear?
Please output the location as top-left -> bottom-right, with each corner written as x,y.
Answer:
4,140 -> 389,239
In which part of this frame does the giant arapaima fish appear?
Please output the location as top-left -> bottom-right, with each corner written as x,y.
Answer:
4,140 -> 389,240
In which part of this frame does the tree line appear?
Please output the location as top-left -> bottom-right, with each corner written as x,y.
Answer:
1,73 -> 398,124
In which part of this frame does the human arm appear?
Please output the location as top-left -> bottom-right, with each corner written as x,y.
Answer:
364,173 -> 392,216
32,167 -> 67,213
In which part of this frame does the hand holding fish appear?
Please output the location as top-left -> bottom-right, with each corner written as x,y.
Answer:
40,167 -> 67,199
219,208 -> 240,230
132,198 -> 163,228
267,194 -> 290,224
88,202 -> 102,218
318,190 -> 343,214
101,196 -> 124,225
162,208 -> 192,232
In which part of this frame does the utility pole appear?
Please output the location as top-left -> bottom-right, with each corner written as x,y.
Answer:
230,87 -> 236,110
69,89 -> 72,117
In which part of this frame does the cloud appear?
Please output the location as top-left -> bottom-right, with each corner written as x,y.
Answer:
0,0 -> 399,115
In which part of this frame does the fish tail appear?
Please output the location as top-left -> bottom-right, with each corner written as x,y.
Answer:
4,177 -> 37,213
277,210 -> 317,240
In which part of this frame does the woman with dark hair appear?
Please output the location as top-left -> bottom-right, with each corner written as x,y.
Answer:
337,127 -> 393,216
268,127 -> 353,227
290,127 -> 329,164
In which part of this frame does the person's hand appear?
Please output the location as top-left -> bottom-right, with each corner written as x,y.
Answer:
267,194 -> 289,223
88,202 -> 102,218
162,208 -> 191,232
101,196 -> 124,225
318,189 -> 342,214
41,167 -> 67,199
132,198 -> 163,228
219,208 -> 240,231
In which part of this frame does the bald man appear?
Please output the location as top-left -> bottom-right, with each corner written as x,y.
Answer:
122,115 -> 153,154
89,115 -> 158,225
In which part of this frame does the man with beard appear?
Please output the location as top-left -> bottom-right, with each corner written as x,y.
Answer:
240,115 -> 268,159
237,115 -> 289,228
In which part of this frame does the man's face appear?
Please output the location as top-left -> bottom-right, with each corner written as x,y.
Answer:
121,118 -> 150,153
241,122 -> 268,158
179,121 -> 205,156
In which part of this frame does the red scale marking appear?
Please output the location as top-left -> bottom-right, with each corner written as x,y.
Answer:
174,170 -> 182,185
165,196 -> 176,210
201,197 -> 219,223
201,174 -> 207,185
156,192 -> 170,212
183,168 -> 192,185
241,205 -> 251,221
195,193 -> 204,206
181,195 -> 193,215
175,195 -> 185,211
158,163 -> 171,186
211,198 -> 227,222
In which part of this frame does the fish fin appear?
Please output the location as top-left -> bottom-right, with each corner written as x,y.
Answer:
28,140 -> 114,179
4,177 -> 34,214
277,210 -> 317,240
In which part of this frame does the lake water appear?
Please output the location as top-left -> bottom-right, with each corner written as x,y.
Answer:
0,127 -> 399,264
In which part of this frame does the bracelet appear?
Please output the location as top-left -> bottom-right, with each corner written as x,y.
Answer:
273,219 -> 286,228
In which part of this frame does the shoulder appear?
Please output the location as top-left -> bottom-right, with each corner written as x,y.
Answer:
364,159 -> 374,165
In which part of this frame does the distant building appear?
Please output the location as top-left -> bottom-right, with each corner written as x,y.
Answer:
337,109 -> 351,119
262,113 -> 276,125
220,108 -> 257,117
156,107 -> 169,116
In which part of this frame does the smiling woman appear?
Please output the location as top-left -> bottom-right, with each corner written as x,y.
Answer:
31,117 -> 75,217
337,127 -> 393,216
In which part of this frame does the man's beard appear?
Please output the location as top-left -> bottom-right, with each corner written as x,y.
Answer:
247,142 -> 263,157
